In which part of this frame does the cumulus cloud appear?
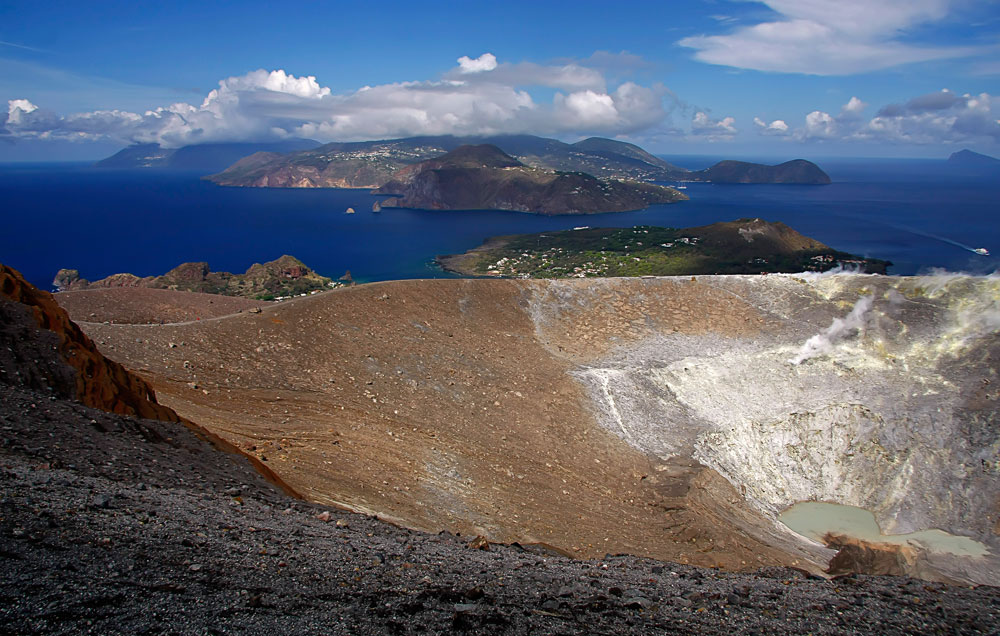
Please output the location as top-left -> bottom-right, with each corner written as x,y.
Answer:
3,56 -> 676,147
753,117 -> 790,136
678,0 -> 981,75
457,53 -> 498,74
840,96 -> 867,119
691,111 -> 737,139
803,110 -> 838,139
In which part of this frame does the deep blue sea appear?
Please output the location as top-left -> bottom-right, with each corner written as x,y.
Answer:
1,158 -> 997,290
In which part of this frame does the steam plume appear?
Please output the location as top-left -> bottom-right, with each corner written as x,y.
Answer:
790,295 -> 874,365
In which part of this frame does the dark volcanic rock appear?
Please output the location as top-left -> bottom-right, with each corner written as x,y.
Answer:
2,377 -> 998,634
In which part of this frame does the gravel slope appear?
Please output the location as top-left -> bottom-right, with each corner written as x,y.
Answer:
2,383 -> 998,635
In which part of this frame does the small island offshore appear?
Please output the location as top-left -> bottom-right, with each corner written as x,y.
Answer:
438,218 -> 890,277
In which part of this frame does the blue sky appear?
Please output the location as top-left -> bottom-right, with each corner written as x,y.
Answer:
2,0 -> 998,160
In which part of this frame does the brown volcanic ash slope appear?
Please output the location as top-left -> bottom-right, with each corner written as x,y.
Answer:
7,276 -> 1000,635
56,287 -> 270,324
75,278 -> 820,571
76,274 -> 1000,583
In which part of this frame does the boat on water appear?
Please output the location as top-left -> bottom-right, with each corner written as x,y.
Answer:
345,207 -> 355,214
974,247 -> 989,256
673,185 -> 688,190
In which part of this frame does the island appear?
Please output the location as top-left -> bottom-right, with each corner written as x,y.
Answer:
372,144 -> 687,215
946,149 -> 1000,176
685,159 -> 831,184
53,255 -> 338,300
204,134 -> 687,188
437,218 -> 889,277
196,133 -> 831,189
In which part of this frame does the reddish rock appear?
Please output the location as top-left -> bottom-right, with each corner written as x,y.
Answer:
1,264 -> 182,422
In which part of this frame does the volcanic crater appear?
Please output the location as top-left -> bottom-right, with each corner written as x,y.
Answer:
62,273 -> 1000,585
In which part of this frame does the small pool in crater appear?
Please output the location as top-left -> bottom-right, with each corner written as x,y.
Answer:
779,501 -> 990,558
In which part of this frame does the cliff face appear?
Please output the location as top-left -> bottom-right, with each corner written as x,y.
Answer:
54,255 -> 334,299
374,144 -> 687,215
0,264 -> 181,422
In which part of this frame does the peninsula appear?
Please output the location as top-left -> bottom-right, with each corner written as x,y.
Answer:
373,144 -> 687,215
437,218 -> 889,277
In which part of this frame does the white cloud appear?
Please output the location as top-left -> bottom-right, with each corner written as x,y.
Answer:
2,56 -> 673,147
753,116 -> 790,135
770,91 -> 1000,145
678,0 -> 980,75
803,110 -> 837,139
691,111 -> 737,139
555,90 -> 618,127
7,99 -> 38,123
840,96 -> 867,118
457,53 -> 498,74
859,89 -> 1000,144
445,59 -> 606,92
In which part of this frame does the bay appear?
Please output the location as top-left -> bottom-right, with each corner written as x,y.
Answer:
1,158 -> 996,291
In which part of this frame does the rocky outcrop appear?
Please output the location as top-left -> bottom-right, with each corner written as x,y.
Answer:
54,255 -> 335,299
2,263 -> 302,498
1,263 -> 181,421
824,534 -> 920,578
374,144 -> 687,215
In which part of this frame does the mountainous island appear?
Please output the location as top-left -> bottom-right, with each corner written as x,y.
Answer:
685,159 -> 832,184
187,134 -> 831,188
438,218 -> 889,277
946,148 -> 1000,176
204,134 -> 688,188
53,255 -> 336,300
373,144 -> 687,215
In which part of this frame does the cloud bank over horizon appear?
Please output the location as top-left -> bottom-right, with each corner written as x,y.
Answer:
760,90 -> 1000,146
2,53 -> 998,154
1,56 -> 675,149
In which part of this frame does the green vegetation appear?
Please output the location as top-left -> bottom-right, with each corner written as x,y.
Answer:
438,221 -> 891,278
